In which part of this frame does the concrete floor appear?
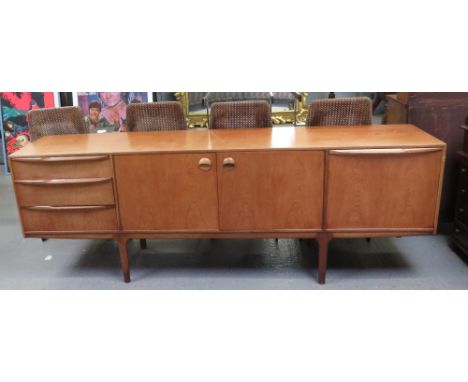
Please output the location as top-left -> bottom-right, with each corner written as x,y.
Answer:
1,165 -> 468,289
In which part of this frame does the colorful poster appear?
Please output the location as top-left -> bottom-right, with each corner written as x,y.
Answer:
74,92 -> 151,133
0,92 -> 58,174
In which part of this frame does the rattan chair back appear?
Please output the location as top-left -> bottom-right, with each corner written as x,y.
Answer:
28,106 -> 88,141
306,97 -> 372,126
209,100 -> 272,129
126,102 -> 187,132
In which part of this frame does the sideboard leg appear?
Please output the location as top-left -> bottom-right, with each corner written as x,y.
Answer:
140,239 -> 147,250
117,238 -> 131,283
317,234 -> 332,285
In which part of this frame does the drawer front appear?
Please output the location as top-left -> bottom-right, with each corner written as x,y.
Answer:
458,157 -> 468,185
453,219 -> 468,253
456,184 -> 468,204
15,180 -> 115,207
326,147 -> 443,230
11,155 -> 112,180
21,206 -> 118,232
455,201 -> 468,225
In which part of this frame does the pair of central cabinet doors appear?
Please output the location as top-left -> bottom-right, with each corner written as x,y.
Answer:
114,149 -> 442,232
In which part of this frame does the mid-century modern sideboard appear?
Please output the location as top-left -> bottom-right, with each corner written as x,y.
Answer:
8,125 -> 446,284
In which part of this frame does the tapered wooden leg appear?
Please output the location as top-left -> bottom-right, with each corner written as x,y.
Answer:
317,233 -> 332,284
140,239 -> 147,250
117,237 -> 131,283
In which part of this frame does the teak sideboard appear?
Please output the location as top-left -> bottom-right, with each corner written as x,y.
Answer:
8,125 -> 446,284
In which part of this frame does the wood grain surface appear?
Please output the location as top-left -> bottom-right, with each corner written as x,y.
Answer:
217,150 -> 324,230
114,153 -> 219,231
325,148 -> 444,229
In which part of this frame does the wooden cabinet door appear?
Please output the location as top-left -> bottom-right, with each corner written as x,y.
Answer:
217,150 -> 324,230
325,148 -> 444,230
114,153 -> 218,231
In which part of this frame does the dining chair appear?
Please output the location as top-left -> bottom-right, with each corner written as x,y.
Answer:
126,101 -> 187,132
209,100 -> 272,129
126,101 -> 187,250
28,106 -> 88,142
305,97 -> 373,126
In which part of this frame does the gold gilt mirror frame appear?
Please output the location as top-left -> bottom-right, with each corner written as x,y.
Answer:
174,92 -> 309,128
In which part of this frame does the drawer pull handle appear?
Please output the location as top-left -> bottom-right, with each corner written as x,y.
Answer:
329,148 -> 442,155
23,205 -> 113,211
223,157 -> 236,169
13,155 -> 109,163
459,208 -> 465,213
455,229 -> 461,233
462,189 -> 466,193
198,158 -> 212,171
15,177 -> 112,185
462,168 -> 467,173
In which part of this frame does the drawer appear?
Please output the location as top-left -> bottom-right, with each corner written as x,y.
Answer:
455,201 -> 468,225
458,157 -> 468,184
15,179 -> 115,207
21,206 -> 118,232
11,155 -> 112,180
453,219 -> 468,253
326,147 -> 442,230
456,184 -> 468,204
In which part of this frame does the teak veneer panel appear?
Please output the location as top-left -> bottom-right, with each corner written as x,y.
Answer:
114,153 -> 219,231
11,156 -> 112,180
15,181 -> 115,207
326,148 -> 444,230
21,207 -> 118,232
9,125 -> 444,158
217,150 -> 324,230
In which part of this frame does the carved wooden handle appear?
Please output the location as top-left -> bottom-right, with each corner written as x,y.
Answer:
223,157 -> 236,168
13,155 -> 109,162
15,177 -> 112,185
23,205 -> 113,211
329,148 -> 442,155
198,157 -> 212,171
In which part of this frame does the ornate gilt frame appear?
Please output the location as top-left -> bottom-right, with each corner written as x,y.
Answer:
174,92 -> 309,128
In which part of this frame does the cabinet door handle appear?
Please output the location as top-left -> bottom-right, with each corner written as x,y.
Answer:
329,148 -> 442,155
222,157 -> 236,169
23,205 -> 113,211
15,177 -> 112,185
198,157 -> 212,171
13,155 -> 109,163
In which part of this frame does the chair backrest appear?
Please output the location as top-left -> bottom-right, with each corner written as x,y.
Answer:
306,97 -> 373,126
126,102 -> 187,132
209,100 -> 272,129
28,106 -> 88,141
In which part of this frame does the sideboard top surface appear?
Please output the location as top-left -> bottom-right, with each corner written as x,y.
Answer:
10,124 -> 445,158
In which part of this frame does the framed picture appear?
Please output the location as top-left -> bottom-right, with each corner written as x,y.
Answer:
0,92 -> 60,174
72,92 -> 153,133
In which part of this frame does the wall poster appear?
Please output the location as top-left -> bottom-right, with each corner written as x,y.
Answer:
0,92 -> 60,174
73,92 -> 153,133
